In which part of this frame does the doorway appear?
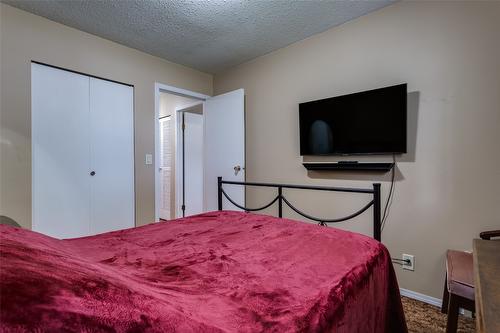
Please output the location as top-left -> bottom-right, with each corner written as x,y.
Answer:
154,83 -> 246,222
157,89 -> 203,220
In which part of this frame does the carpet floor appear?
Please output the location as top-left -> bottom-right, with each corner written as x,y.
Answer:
402,296 -> 475,333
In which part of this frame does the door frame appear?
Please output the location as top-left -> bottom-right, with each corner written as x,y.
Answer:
154,83 -> 210,222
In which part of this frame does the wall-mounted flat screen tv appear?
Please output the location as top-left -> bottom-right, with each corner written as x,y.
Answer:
299,83 -> 407,155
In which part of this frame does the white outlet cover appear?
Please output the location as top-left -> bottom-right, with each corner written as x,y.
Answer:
145,154 -> 153,165
402,254 -> 415,271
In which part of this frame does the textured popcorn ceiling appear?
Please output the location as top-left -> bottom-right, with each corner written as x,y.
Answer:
2,0 -> 394,73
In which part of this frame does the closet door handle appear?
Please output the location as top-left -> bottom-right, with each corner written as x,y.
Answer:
90,171 -> 96,176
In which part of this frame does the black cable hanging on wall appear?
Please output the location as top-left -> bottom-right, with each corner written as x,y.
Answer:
382,154 -> 397,231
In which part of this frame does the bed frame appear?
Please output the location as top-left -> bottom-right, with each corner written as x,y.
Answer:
217,177 -> 382,241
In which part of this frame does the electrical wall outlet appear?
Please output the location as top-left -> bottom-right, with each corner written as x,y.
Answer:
402,254 -> 415,271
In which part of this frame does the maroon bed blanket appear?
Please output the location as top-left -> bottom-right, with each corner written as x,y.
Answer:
0,211 -> 406,332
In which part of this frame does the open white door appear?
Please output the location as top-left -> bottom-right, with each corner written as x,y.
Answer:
203,89 -> 245,211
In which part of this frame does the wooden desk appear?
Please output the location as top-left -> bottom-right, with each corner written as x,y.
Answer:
473,239 -> 500,333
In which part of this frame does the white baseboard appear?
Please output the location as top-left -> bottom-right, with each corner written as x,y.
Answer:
400,288 -> 473,318
400,288 -> 442,308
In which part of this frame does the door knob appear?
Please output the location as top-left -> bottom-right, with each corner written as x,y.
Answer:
90,171 -> 96,176
233,165 -> 241,176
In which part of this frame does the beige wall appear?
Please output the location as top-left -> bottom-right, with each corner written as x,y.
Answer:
159,93 -> 200,118
0,4 -> 212,229
214,1 -> 500,299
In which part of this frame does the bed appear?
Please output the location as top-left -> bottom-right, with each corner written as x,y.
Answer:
0,180 -> 407,332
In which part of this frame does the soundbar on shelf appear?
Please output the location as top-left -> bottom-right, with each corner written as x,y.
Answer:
303,162 -> 394,172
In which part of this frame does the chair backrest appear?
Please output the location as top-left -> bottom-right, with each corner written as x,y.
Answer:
0,216 -> 21,228
479,230 -> 500,240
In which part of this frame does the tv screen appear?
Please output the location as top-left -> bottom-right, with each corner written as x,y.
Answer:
299,83 -> 407,155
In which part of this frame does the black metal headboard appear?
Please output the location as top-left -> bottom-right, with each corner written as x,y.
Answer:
217,177 -> 382,241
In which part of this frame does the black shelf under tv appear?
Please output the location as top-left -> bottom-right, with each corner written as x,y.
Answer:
303,162 -> 394,172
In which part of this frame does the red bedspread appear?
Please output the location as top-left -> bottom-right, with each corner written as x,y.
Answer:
0,211 -> 406,332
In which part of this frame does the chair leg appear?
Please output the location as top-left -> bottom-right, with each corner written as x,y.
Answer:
446,295 -> 459,333
441,273 -> 449,314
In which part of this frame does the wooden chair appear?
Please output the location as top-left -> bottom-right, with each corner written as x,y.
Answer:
441,230 -> 500,333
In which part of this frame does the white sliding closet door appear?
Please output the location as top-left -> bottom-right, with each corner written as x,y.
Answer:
32,64 -> 91,238
89,78 -> 134,234
32,63 -> 134,239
